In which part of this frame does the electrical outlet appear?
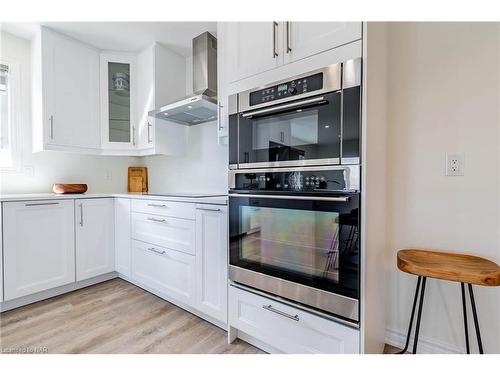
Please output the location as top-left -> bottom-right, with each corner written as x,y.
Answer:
446,153 -> 464,176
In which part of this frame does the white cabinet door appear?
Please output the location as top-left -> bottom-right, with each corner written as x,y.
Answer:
216,22 -> 228,142
283,22 -> 362,64
131,240 -> 196,305
75,198 -> 115,281
195,205 -> 228,323
3,200 -> 75,300
41,27 -> 100,149
100,52 -> 137,151
114,198 -> 131,277
225,22 -> 283,83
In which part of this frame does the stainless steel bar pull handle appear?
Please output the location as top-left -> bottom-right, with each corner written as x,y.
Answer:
148,247 -> 166,255
272,21 -> 278,58
262,304 -> 299,321
218,102 -> 224,131
147,203 -> 167,208
196,207 -> 221,212
79,203 -> 84,226
242,96 -> 327,118
147,217 -> 166,223
147,122 -> 152,144
49,115 -> 54,139
229,193 -> 350,202
286,21 -> 292,53
132,125 -> 136,146
25,202 -> 60,207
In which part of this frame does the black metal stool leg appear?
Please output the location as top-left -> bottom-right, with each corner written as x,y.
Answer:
461,283 -> 470,354
396,276 -> 422,354
468,284 -> 484,354
412,276 -> 427,354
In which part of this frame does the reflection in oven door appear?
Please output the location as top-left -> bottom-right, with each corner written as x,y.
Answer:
239,206 -> 339,282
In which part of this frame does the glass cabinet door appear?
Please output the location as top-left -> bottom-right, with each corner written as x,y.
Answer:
100,53 -> 136,149
108,62 -> 131,143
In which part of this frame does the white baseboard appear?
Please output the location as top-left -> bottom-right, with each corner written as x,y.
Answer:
385,327 -> 463,354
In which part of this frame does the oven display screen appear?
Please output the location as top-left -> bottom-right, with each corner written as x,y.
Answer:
278,84 -> 288,92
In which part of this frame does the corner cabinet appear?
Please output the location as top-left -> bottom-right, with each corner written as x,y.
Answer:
2,200 -> 76,300
195,205 -> 228,323
223,22 -> 362,83
100,53 -> 137,151
32,27 -> 100,152
75,198 -> 115,281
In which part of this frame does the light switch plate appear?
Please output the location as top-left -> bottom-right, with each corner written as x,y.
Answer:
446,153 -> 464,176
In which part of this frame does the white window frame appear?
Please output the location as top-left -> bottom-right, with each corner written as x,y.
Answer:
0,58 -> 22,172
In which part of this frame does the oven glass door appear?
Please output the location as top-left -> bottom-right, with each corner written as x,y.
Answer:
229,193 -> 359,300
238,92 -> 341,167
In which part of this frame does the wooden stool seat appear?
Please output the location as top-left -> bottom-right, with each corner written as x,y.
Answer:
396,248 -> 500,354
398,249 -> 500,286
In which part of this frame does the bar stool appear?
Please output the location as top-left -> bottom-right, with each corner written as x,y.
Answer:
396,249 -> 500,354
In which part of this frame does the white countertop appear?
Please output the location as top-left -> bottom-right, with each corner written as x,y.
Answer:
0,192 -> 228,205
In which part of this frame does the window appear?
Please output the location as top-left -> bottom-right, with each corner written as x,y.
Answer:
0,60 -> 20,170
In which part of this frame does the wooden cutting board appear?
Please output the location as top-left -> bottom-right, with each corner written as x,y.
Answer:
128,167 -> 148,192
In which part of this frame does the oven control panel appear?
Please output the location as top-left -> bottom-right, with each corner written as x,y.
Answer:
232,169 -> 353,193
249,72 -> 324,106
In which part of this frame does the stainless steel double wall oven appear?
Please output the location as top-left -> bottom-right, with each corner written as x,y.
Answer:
228,58 -> 362,324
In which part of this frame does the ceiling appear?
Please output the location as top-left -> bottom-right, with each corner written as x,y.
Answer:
2,22 -> 217,56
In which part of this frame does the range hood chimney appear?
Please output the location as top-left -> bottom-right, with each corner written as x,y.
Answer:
149,32 -> 218,125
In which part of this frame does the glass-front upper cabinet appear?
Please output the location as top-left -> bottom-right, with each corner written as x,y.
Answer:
100,53 -> 137,150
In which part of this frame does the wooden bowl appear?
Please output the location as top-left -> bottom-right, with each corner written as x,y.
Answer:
52,184 -> 88,194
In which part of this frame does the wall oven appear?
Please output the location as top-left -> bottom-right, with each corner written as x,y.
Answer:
228,166 -> 360,323
229,58 -> 362,170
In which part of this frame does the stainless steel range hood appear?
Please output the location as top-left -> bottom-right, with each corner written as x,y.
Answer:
149,32 -> 217,126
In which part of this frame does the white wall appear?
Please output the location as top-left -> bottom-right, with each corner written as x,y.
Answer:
0,31 -> 139,194
384,22 -> 500,353
141,54 -> 228,193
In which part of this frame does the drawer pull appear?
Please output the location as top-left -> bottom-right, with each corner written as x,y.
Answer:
25,202 -> 60,207
148,203 -> 167,208
196,207 -> 221,212
147,217 -> 166,223
148,247 -> 166,255
262,304 -> 300,321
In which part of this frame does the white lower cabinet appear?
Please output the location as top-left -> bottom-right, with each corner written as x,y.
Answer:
229,285 -> 360,354
114,198 -> 131,277
131,240 -> 195,305
3,200 -> 75,300
195,205 -> 228,323
75,198 -> 115,281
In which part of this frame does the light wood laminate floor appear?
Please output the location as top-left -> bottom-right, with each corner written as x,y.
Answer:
0,278 -> 263,354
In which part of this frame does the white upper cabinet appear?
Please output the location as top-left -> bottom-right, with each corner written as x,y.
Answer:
3,200 -> 75,300
32,27 -> 100,152
216,22 -> 228,142
195,205 -> 228,323
222,22 -> 362,84
225,22 -> 284,84
136,43 -> 187,156
75,198 -> 115,281
283,22 -> 362,64
100,52 -> 137,151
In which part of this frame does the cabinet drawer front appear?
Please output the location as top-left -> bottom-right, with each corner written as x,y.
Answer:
131,199 -> 195,220
131,212 -> 195,255
131,240 -> 195,305
229,285 -> 359,354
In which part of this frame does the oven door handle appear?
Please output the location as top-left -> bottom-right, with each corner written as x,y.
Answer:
228,193 -> 350,202
241,96 -> 327,118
